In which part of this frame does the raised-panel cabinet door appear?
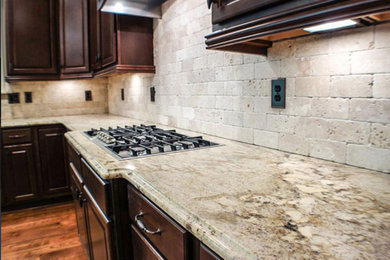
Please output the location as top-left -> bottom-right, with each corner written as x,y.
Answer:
58,0 -> 90,74
6,0 -> 58,75
89,0 -> 101,71
70,173 -> 90,259
84,187 -> 112,260
38,127 -> 69,197
100,12 -> 117,68
1,144 -> 39,206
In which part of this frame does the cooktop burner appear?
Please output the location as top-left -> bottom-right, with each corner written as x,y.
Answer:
84,124 -> 219,160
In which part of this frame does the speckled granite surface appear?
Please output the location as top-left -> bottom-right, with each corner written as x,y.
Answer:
2,114 -> 390,260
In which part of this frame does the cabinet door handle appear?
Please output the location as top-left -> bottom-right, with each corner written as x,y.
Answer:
8,134 -> 26,139
135,212 -> 161,235
78,193 -> 86,207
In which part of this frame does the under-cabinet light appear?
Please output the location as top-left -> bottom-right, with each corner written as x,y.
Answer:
303,19 -> 357,33
113,2 -> 124,12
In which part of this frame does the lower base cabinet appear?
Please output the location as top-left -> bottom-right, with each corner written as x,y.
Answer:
67,141 -> 223,260
1,125 -> 70,211
68,142 -> 113,260
131,225 -> 164,260
2,143 -> 39,206
70,162 -> 90,259
84,185 -> 112,260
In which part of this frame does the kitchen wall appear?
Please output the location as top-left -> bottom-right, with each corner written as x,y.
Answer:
108,0 -> 390,173
1,78 -> 108,119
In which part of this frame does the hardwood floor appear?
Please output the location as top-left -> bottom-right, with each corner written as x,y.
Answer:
1,202 -> 87,260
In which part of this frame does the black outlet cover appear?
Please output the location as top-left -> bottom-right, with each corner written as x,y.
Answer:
8,93 -> 20,104
85,90 -> 92,101
25,92 -> 32,103
150,87 -> 156,102
121,88 -> 125,101
271,78 -> 286,109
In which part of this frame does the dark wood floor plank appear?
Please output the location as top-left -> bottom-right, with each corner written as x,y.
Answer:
1,202 -> 87,260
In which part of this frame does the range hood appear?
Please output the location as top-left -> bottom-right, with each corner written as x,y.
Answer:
98,0 -> 166,18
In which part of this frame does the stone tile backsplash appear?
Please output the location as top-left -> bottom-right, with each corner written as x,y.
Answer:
107,0 -> 390,173
1,78 -> 108,119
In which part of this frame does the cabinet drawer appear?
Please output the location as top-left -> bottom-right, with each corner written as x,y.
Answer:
131,225 -> 164,260
2,128 -> 32,145
128,185 -> 189,260
81,158 -> 110,216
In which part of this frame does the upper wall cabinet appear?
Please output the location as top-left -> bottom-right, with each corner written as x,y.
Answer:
6,0 -> 58,78
5,0 -> 155,82
89,0 -> 117,71
205,0 -> 390,56
58,0 -> 91,78
91,6 -> 155,76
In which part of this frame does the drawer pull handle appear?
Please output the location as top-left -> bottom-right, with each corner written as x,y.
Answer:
135,212 -> 161,235
8,134 -> 26,139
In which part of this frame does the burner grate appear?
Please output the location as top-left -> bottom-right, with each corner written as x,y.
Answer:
84,124 -> 219,160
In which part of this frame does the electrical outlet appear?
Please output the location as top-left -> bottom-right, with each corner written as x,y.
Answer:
8,93 -> 20,104
85,90 -> 92,101
150,87 -> 156,102
271,78 -> 286,108
121,88 -> 125,101
25,92 -> 32,103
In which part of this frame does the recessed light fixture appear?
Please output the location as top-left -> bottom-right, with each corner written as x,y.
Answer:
303,19 -> 357,33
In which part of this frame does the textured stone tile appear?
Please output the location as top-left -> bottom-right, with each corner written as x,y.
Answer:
280,57 -> 311,78
370,123 -> 390,149
330,26 -> 374,53
373,74 -> 390,98
310,139 -> 347,163
295,34 -> 329,57
253,129 -> 278,149
347,144 -> 390,173
351,48 -> 390,74
243,113 -> 266,130
349,99 -> 390,124
311,98 -> 349,119
310,54 -> 350,76
278,134 -> 309,155
279,97 -> 310,116
295,76 -> 330,97
375,23 -> 390,48
255,61 -> 280,79
328,120 -> 370,144
330,75 -> 373,98
295,118 -> 330,139
267,115 -> 299,134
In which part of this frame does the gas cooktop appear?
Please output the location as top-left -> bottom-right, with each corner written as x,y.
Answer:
84,124 -> 219,160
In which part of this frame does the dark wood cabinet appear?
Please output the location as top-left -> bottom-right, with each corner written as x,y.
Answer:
1,125 -> 70,211
89,0 -> 117,71
206,0 -> 390,56
128,184 -> 190,260
6,0 -> 58,76
100,12 -> 117,69
70,162 -> 90,259
131,225 -> 164,260
1,144 -> 39,206
5,0 -> 154,82
68,142 -> 113,260
200,243 -> 222,260
84,186 -> 113,260
38,126 -> 69,198
58,0 -> 91,77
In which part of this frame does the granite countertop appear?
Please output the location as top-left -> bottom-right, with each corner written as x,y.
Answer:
2,114 -> 390,260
